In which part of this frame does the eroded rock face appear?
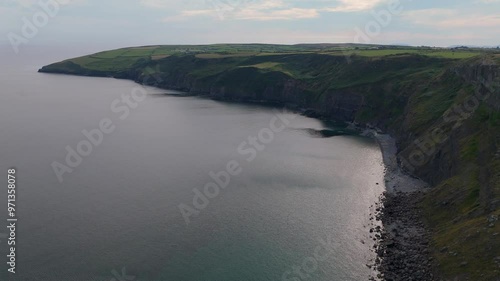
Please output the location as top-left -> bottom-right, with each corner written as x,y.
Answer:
319,90 -> 364,121
405,62 -> 499,184
461,60 -> 500,113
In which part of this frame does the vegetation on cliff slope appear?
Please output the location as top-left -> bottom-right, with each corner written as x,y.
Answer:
40,44 -> 500,280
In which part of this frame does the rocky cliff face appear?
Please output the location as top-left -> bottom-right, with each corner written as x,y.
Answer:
398,59 -> 499,183
401,59 -> 499,281
135,62 -> 367,121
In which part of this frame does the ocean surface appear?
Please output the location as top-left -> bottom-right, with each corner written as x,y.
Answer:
0,47 -> 385,281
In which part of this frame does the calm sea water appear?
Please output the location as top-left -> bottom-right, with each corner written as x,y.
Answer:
0,47 -> 385,281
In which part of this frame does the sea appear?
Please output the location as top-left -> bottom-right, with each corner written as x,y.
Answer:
0,45 -> 385,281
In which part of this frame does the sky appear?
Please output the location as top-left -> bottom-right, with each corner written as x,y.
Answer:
0,0 -> 499,54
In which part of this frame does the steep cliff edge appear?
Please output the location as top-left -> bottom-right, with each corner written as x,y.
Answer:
39,49 -> 500,280
409,59 -> 500,281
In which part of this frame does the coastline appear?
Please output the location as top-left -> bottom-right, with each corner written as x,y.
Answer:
107,78 -> 442,280
37,51 -> 500,280
364,131 -> 428,194
364,130 -> 436,281
40,69 -> 438,280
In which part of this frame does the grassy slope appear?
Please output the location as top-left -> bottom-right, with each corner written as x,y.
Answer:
422,78 -> 500,280
40,44 -> 500,280
394,57 -> 500,280
41,44 -> 488,73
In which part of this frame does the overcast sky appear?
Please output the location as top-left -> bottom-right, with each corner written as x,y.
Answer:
1,0 -> 499,53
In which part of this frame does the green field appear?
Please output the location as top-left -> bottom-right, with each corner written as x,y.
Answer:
335,49 -> 482,58
54,44 -> 497,73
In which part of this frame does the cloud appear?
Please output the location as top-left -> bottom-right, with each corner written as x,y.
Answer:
233,7 -> 318,20
163,7 -> 318,21
324,0 -> 388,12
7,0 -> 86,7
162,0 -> 319,21
154,0 -> 395,22
403,9 -> 500,28
475,0 -> 500,3
139,0 -> 180,9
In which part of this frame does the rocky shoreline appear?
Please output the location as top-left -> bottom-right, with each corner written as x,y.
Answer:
301,123 -> 437,280
371,191 -> 435,281
365,132 -> 436,281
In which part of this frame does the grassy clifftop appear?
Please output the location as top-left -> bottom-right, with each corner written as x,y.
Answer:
40,44 -> 500,280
